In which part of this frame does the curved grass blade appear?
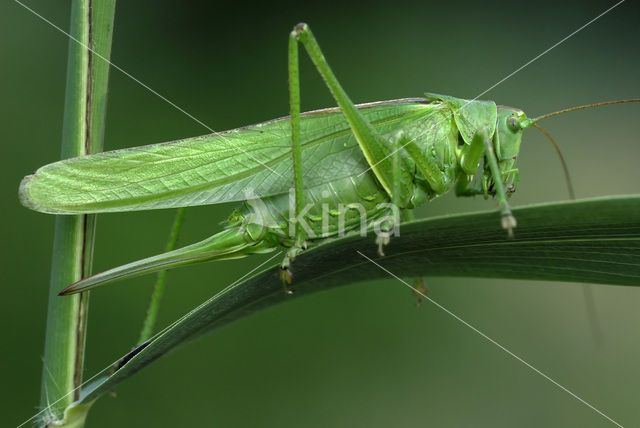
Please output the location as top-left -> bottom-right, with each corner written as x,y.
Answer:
73,195 -> 640,405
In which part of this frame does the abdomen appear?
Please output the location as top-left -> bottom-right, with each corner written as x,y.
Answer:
237,171 -> 391,242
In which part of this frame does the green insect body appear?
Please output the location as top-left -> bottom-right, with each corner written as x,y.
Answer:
19,23 -> 537,294
20,97 -> 530,293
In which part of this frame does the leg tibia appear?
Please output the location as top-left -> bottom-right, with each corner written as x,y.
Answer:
291,23 -> 407,199
479,129 -> 517,237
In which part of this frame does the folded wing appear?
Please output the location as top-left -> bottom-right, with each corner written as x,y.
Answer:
20,99 -> 433,214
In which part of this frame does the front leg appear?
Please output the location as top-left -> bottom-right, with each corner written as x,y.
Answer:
280,245 -> 304,293
479,128 -> 517,237
455,128 -> 517,237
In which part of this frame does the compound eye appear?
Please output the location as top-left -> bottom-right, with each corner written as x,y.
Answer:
507,115 -> 521,132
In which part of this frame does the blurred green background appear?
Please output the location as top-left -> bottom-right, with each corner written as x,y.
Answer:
3,1 -> 639,426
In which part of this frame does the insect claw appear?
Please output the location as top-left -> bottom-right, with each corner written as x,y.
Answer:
283,283 -> 294,295
501,214 -> 517,239
279,267 -> 294,294
375,233 -> 390,256
280,246 -> 303,294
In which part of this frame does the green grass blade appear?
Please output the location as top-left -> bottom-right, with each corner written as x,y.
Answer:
73,195 -> 639,405
39,1 -> 115,425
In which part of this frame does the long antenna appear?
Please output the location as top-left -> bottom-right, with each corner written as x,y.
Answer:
531,99 -> 638,349
535,99 -> 640,122
531,123 -> 575,200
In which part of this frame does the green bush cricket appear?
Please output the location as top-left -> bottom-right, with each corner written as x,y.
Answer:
18,23 -> 639,296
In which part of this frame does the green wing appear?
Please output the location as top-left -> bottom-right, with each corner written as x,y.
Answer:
20,99 -> 436,214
